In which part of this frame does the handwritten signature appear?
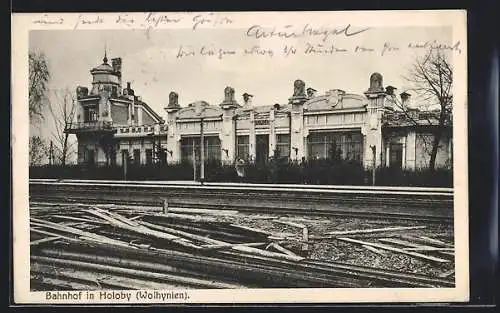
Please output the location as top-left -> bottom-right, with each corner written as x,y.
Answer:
32,15 -> 64,25
246,24 -> 370,42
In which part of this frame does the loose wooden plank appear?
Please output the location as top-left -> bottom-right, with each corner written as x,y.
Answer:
31,263 -> 185,290
139,220 -> 223,245
141,220 -> 304,262
50,214 -> 109,225
201,242 -> 268,251
403,247 -> 454,252
379,238 -> 455,256
30,218 -> 136,248
399,235 -> 454,247
273,220 -> 306,229
361,244 -> 387,256
269,243 -> 301,258
325,226 -> 427,236
32,255 -> 243,289
86,209 -> 202,250
228,223 -> 273,236
420,236 -> 454,247
30,228 -> 79,242
336,237 -> 450,263
30,236 -> 63,246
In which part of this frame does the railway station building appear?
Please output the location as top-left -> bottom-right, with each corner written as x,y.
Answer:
67,54 -> 453,170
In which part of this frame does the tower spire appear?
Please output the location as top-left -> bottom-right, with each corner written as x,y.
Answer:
103,43 -> 108,64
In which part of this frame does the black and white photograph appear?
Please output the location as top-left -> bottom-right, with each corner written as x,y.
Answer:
12,11 -> 468,303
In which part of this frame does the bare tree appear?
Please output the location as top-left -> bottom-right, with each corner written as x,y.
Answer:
29,136 -> 48,166
389,49 -> 453,171
47,88 -> 78,166
29,51 -> 50,122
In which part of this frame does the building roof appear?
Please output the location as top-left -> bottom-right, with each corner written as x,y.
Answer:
382,109 -> 452,128
91,62 -> 114,72
136,99 -> 164,123
304,93 -> 366,112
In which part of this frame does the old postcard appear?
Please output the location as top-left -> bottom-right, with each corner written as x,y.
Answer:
12,10 -> 468,304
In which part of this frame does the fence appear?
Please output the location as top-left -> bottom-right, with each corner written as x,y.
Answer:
29,160 -> 453,187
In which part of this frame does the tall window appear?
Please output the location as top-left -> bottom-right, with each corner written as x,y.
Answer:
110,149 -> 116,166
145,149 -> 153,165
121,150 -> 128,166
389,143 -> 403,168
307,132 -> 363,161
236,135 -> 249,160
85,148 -> 95,165
84,107 -> 98,123
133,149 -> 141,165
205,137 -> 221,161
180,137 -> 221,163
276,134 -> 290,159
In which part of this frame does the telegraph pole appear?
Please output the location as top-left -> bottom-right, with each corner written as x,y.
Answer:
200,117 -> 205,183
123,152 -> 128,180
370,145 -> 376,186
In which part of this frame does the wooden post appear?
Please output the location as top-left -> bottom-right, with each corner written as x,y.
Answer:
162,199 -> 169,214
301,227 -> 309,256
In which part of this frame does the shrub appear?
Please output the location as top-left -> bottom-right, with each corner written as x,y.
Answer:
29,161 -> 453,187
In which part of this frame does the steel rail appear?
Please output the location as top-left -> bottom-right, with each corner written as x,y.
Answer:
29,181 -> 454,222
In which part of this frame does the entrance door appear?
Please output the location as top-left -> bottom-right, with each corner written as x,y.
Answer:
86,149 -> 95,166
121,150 -> 129,166
256,135 -> 269,164
389,143 -> 403,168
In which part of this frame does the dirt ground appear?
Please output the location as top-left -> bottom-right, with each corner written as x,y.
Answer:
206,210 -> 455,279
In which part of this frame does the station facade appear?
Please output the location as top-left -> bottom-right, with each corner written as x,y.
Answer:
68,54 -> 452,170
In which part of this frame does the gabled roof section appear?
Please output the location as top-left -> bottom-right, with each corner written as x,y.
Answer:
136,100 -> 164,124
177,101 -> 223,120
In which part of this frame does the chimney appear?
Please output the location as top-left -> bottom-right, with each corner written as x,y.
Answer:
220,86 -> 239,108
385,85 -> 397,96
111,58 -> 122,90
400,91 -> 411,108
168,91 -> 180,108
111,58 -> 122,75
242,93 -> 253,106
76,86 -> 89,99
123,81 -> 134,97
366,72 -> 384,94
306,87 -> 317,98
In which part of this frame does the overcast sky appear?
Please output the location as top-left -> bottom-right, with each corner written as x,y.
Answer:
30,26 -> 454,117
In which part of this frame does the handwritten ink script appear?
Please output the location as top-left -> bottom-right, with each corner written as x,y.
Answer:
29,13 -> 463,57
32,14 -> 64,25
175,40 -> 462,60
246,24 -> 370,42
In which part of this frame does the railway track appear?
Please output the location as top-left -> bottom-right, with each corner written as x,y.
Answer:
30,202 -> 455,291
30,180 -> 454,222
